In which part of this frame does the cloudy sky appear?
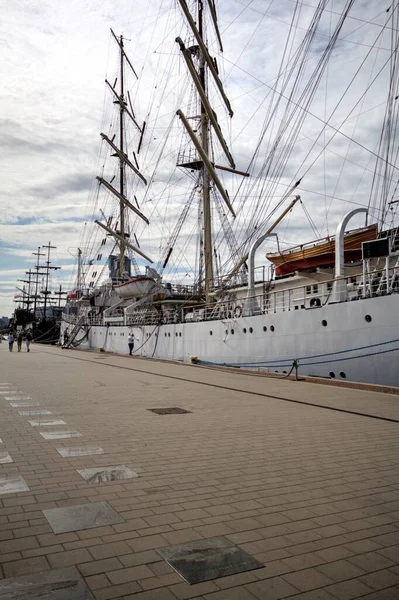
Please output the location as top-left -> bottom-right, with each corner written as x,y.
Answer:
0,0 -> 397,316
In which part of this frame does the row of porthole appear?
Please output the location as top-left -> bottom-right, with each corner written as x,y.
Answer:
330,372 -> 347,379
321,315 -> 373,327
322,315 -> 372,327
164,332 -> 182,337
274,369 -> 347,379
159,326 -> 278,338
112,313 -> 372,338
210,325 -> 275,336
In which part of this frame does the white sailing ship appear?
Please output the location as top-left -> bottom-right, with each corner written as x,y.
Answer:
62,1 -> 399,386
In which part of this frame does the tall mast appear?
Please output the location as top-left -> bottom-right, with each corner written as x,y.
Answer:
97,30 -> 152,276
77,248 -> 82,296
176,0 -> 239,302
32,246 -> 45,318
119,34 -> 126,280
41,242 -> 61,319
17,274 -> 33,310
198,1 -> 213,301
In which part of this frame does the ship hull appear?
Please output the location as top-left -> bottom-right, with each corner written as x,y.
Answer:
62,294 -> 399,387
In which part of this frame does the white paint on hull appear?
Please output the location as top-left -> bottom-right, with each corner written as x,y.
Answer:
64,294 -> 399,387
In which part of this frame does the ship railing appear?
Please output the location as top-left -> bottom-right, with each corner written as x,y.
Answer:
180,268 -> 398,321
87,314 -> 105,326
64,268 -> 398,328
104,299 -> 125,321
212,265 -> 272,291
165,283 -> 198,297
126,310 -> 160,326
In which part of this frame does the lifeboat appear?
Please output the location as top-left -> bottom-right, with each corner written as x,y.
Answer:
266,224 -> 377,276
114,276 -> 156,299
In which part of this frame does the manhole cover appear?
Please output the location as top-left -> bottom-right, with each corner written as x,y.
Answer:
148,407 -> 191,415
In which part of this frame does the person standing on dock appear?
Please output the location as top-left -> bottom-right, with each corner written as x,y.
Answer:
17,332 -> 23,352
8,333 -> 14,352
128,333 -> 135,356
25,331 -> 32,352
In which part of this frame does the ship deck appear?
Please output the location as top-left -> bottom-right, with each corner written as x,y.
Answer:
0,342 -> 399,599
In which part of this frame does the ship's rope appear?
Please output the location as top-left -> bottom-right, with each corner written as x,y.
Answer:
195,336 -> 399,370
32,323 -> 59,343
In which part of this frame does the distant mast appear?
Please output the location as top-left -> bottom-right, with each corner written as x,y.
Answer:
41,242 -> 61,318
95,30 -> 152,280
15,244 -> 63,319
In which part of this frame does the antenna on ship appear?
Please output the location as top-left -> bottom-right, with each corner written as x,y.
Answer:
175,0 -> 248,301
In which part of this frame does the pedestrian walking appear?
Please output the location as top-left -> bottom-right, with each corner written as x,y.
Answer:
8,333 -> 14,352
25,331 -> 32,352
17,332 -> 23,352
63,329 -> 69,348
127,333 -> 135,355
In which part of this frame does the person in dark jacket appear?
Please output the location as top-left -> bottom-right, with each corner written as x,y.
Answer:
17,332 -> 23,352
25,331 -> 32,352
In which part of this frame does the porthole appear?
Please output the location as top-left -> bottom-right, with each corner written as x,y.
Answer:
329,372 -> 335,378
322,320 -> 327,327
231,329 -> 235,335
243,328 -> 247,333
263,326 -> 267,332
365,314 -> 372,322
179,332 -> 182,337
175,332 -> 178,337
225,329 -> 228,335
168,333 -> 171,337
209,331 -> 213,335
283,371 -> 287,374
164,333 -> 167,337
340,372 -> 346,379
270,325 -> 275,332
249,327 -> 253,333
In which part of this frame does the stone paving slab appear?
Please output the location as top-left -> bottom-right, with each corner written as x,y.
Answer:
0,343 -> 399,599
0,565 -> 94,599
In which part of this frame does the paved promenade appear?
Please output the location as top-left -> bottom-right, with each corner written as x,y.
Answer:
0,342 -> 399,599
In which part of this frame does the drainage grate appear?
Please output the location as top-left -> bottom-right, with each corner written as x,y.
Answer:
148,407 -> 191,415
